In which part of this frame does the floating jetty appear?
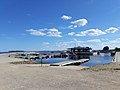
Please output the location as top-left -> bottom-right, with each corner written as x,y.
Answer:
50,59 -> 89,66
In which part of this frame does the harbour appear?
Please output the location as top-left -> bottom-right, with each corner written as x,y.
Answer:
36,53 -> 113,66
1,46 -> 114,66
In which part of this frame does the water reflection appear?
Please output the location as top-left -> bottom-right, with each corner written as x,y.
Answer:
36,58 -> 71,64
81,53 -> 113,66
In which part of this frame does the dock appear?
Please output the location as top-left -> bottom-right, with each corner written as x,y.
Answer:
50,59 -> 89,66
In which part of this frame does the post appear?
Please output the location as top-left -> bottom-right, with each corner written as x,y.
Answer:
41,58 -> 42,67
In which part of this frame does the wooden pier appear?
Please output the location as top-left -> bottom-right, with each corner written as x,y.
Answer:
50,59 -> 89,66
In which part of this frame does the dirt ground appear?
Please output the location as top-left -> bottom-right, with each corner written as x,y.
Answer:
0,54 -> 120,90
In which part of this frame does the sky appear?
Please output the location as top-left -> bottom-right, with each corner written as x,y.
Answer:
0,0 -> 120,51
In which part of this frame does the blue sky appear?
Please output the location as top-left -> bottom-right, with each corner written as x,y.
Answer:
0,0 -> 120,51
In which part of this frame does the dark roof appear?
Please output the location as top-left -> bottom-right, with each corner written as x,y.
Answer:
68,46 -> 92,50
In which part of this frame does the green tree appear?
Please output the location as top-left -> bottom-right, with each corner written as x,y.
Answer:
103,46 -> 109,51
115,47 -> 120,52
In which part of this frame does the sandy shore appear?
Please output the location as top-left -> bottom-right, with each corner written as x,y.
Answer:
0,54 -> 120,90
0,54 -> 26,63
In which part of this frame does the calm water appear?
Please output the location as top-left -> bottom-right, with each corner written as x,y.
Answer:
36,53 -> 113,66
36,58 -> 72,64
81,55 -> 113,66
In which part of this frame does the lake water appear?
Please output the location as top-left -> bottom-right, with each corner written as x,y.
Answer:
36,58 -> 71,64
36,53 -> 113,66
81,55 -> 113,66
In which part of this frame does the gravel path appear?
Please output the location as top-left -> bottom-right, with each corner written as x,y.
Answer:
0,63 -> 120,90
0,54 -> 120,90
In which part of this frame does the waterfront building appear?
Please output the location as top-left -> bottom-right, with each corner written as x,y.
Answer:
67,46 -> 92,60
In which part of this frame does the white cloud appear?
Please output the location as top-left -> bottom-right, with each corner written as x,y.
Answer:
87,39 -> 101,43
68,29 -> 106,36
39,28 -> 48,31
63,39 -> 83,46
59,39 -> 103,49
57,42 -> 69,48
71,19 -> 88,27
55,38 -> 114,50
67,19 -> 88,29
26,29 -> 46,36
68,32 -> 75,36
26,28 -> 62,37
109,38 -> 120,43
47,28 -> 62,37
73,38 -> 83,43
98,38 -> 120,49
74,33 -> 83,36
68,25 -> 77,29
61,15 -> 72,20
101,38 -> 109,41
75,29 -> 106,36
105,27 -> 119,33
